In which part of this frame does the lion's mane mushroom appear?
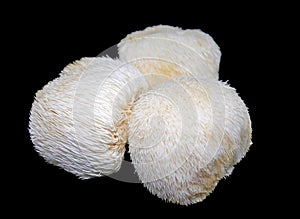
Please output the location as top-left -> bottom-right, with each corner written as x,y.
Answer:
128,75 -> 252,205
29,57 -> 148,179
29,25 -> 252,206
118,25 -> 221,87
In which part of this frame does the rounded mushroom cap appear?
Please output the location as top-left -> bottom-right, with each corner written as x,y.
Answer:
128,75 -> 251,205
118,25 -> 221,87
29,57 -> 148,179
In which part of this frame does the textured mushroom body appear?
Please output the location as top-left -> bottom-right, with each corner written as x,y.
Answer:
128,76 -> 251,205
29,57 -> 148,179
118,25 -> 221,87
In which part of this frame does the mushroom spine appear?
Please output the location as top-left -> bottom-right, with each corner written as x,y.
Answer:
29,57 -> 148,179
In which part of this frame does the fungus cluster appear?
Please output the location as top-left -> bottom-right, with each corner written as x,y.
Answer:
29,25 -> 252,205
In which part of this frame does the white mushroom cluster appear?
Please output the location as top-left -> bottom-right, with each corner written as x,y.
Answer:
29,25 -> 252,205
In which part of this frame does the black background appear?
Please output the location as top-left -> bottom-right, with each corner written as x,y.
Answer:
5,2 -> 290,217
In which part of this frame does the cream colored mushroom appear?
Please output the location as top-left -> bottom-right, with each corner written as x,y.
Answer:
29,57 -> 148,179
128,75 -> 251,205
118,25 -> 221,87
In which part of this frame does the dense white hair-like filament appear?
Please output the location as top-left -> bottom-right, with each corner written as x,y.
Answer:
29,57 -> 148,179
128,75 -> 251,205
